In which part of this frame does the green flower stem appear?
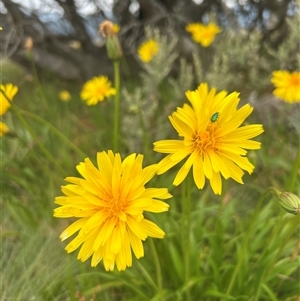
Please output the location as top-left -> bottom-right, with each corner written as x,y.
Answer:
225,187 -> 273,296
0,89 -> 65,175
149,238 -> 163,292
138,108 -> 151,159
113,60 -> 120,152
181,173 -> 192,301
19,109 -> 87,158
287,148 -> 300,191
136,261 -> 158,291
14,133 -> 63,179
27,51 -> 48,102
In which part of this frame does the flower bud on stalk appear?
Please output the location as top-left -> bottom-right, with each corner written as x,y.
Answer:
275,190 -> 300,215
99,21 -> 122,61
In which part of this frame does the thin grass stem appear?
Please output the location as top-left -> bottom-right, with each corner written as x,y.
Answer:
19,109 -> 87,158
27,51 -> 48,102
225,187 -> 274,296
181,173 -> 192,301
0,89 -> 65,175
113,60 -> 120,152
149,238 -> 163,292
287,148 -> 300,191
136,260 -> 158,291
253,214 -> 299,301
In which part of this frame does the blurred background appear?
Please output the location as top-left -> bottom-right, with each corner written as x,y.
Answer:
1,0 -> 298,80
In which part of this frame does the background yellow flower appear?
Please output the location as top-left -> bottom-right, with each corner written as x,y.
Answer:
80,76 -> 116,105
154,83 -> 264,195
138,39 -> 159,63
185,22 -> 221,47
54,151 -> 171,271
58,90 -> 71,102
113,23 -> 120,34
0,83 -> 18,115
0,121 -> 9,137
271,70 -> 300,103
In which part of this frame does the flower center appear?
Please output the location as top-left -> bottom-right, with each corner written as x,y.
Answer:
193,126 -> 217,154
202,30 -> 214,39
289,73 -> 300,88
96,87 -> 105,96
105,192 -> 126,218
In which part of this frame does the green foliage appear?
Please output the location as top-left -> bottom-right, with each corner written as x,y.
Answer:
122,27 -> 179,155
1,12 -> 299,301
191,12 -> 300,94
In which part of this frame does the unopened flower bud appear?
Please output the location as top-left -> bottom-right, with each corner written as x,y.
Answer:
277,191 -> 300,215
99,21 -> 122,61
24,37 -> 33,51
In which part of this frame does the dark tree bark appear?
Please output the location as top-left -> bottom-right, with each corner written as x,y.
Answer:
0,0 -> 296,81
1,0 -> 112,80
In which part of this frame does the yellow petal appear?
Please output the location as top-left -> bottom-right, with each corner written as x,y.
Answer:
93,218 -> 117,250
141,188 -> 172,199
143,200 -> 170,212
193,158 -> 205,189
209,171 -> 222,195
203,152 -> 213,179
173,161 -> 192,186
91,247 -> 104,267
140,219 -> 165,238
128,229 -> 144,258
110,222 -> 125,254
126,216 -> 147,240
59,218 -> 89,241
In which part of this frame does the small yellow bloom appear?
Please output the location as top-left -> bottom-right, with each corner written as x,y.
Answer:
185,22 -> 221,47
54,151 -> 171,271
154,83 -> 264,195
138,39 -> 159,63
80,76 -> 116,106
59,90 -> 71,102
113,23 -> 120,34
0,83 -> 19,115
0,121 -> 9,137
68,40 -> 82,49
271,70 -> 300,103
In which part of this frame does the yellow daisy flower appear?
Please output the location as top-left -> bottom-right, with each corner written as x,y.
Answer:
0,83 -> 18,115
80,76 -> 116,105
138,39 -> 159,63
185,22 -> 221,47
271,70 -> 300,103
154,83 -> 264,195
0,121 -> 9,137
54,151 -> 171,271
59,90 -> 71,102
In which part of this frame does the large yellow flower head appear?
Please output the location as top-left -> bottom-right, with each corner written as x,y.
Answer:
0,121 -> 9,137
138,39 -> 159,63
185,22 -> 221,47
54,151 -> 171,271
80,76 -> 116,106
154,83 -> 264,195
271,70 -> 300,103
0,83 -> 18,115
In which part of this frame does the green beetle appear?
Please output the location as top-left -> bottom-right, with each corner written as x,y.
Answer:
210,112 -> 220,123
